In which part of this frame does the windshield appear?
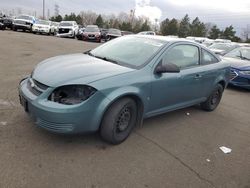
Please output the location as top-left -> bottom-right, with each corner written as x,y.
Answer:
60,22 -> 73,27
36,20 -> 50,25
225,48 -> 250,60
209,43 -> 234,51
90,36 -> 166,68
17,15 -> 33,21
108,29 -> 121,35
85,26 -> 99,32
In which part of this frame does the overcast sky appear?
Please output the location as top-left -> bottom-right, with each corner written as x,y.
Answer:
1,0 -> 250,35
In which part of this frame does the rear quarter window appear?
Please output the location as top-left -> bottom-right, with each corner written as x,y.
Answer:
201,49 -> 219,65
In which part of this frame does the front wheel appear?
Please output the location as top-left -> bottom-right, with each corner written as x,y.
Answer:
100,98 -> 137,144
201,84 -> 224,111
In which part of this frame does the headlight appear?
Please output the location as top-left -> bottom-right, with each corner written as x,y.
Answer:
48,85 -> 97,105
239,70 -> 250,75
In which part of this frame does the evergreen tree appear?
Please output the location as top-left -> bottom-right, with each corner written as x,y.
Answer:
178,14 -> 190,37
95,15 -> 104,28
167,18 -> 179,35
119,22 -> 132,31
160,18 -> 170,35
50,15 -> 62,22
190,17 -> 206,37
222,25 -> 236,41
209,25 -> 221,39
140,20 -> 151,31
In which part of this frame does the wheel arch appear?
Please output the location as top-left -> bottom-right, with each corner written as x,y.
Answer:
218,80 -> 226,89
99,92 -> 145,131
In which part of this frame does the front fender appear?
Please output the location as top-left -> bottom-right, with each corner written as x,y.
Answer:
103,86 -> 149,113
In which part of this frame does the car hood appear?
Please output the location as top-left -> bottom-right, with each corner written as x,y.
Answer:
33,24 -> 50,28
32,53 -> 134,87
14,19 -> 33,23
222,57 -> 250,70
84,31 -> 100,35
210,49 -> 225,54
107,33 -> 121,37
59,26 -> 74,29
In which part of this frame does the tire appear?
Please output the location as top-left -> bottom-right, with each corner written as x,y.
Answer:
201,84 -> 224,111
100,98 -> 137,144
13,26 -> 17,31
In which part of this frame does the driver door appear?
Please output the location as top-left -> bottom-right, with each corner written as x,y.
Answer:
148,43 -> 205,116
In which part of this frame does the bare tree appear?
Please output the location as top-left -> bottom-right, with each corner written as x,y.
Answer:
79,10 -> 98,25
117,12 -> 130,22
242,25 -> 250,40
17,7 -> 22,15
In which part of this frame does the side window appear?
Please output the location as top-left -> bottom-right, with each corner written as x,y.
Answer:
225,49 -> 241,59
201,49 -> 219,65
163,44 -> 199,69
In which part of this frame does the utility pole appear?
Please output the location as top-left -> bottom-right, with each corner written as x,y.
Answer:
43,0 -> 45,19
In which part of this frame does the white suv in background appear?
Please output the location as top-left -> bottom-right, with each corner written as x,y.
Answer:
57,21 -> 79,38
32,20 -> 52,35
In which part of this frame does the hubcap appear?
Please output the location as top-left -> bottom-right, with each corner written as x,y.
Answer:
116,107 -> 131,132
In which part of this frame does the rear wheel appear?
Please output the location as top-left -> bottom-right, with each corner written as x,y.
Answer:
201,84 -> 223,111
100,98 -> 137,144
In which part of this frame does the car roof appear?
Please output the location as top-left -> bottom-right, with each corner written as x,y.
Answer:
132,34 -> 191,43
86,25 -> 98,27
235,46 -> 250,50
61,21 -> 75,23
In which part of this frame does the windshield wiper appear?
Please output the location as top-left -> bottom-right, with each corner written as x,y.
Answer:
84,50 -> 119,64
100,57 -> 119,64
84,50 -> 94,56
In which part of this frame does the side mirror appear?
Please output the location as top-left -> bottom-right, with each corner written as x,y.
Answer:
154,61 -> 180,74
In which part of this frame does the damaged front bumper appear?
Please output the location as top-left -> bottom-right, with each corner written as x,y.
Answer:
56,32 -> 75,38
18,78 -> 110,134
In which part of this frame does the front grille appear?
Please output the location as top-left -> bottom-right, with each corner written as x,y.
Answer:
36,118 -> 74,133
27,78 -> 49,96
58,28 -> 70,33
230,70 -> 238,80
88,34 -> 95,37
3,19 -> 12,24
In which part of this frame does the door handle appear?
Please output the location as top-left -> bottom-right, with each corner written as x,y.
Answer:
194,74 -> 202,79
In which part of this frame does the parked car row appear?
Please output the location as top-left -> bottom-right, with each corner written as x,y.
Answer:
3,15 -> 126,43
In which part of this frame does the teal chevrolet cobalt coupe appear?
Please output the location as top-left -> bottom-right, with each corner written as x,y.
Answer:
19,35 -> 230,144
